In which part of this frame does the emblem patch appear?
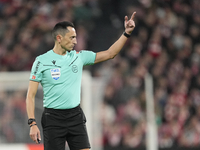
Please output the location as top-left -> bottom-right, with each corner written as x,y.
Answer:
50,68 -> 61,80
72,65 -> 78,73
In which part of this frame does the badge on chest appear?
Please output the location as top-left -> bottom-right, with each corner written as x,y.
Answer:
50,68 -> 61,80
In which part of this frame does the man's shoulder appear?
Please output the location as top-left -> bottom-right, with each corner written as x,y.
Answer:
75,50 -> 92,55
36,50 -> 52,60
76,50 -> 96,57
69,50 -> 81,58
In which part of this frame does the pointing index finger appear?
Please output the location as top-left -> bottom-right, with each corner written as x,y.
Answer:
130,12 -> 136,20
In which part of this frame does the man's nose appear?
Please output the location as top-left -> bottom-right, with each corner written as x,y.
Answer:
73,39 -> 77,45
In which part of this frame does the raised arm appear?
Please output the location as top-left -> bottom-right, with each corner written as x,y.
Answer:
94,12 -> 136,64
26,80 -> 41,144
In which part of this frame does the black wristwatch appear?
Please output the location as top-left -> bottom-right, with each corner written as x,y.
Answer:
123,32 -> 131,38
28,118 -> 36,125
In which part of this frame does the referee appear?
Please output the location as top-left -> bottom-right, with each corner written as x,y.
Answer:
26,12 -> 136,150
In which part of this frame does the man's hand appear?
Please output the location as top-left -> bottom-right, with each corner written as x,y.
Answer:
30,125 -> 41,144
124,12 -> 136,34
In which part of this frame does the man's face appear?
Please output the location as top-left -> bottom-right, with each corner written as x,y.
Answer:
60,27 -> 77,51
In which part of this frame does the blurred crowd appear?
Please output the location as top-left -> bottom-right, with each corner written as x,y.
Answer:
99,0 -> 200,149
1,0 -> 200,149
0,90 -> 27,143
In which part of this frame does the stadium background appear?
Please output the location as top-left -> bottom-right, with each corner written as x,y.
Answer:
1,0 -> 200,150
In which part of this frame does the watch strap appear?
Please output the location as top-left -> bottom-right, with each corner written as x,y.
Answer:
123,32 -> 131,38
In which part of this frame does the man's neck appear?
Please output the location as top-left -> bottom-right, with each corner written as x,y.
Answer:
53,44 -> 67,56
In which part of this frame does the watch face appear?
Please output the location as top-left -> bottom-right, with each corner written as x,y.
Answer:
28,119 -> 35,125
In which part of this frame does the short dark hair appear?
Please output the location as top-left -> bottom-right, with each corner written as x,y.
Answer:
52,21 -> 75,40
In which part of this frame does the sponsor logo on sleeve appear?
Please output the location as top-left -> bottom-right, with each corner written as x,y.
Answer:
32,75 -> 36,79
50,68 -> 61,80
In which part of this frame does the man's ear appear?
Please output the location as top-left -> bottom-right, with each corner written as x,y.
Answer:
56,34 -> 62,43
